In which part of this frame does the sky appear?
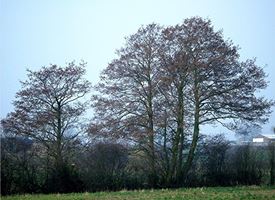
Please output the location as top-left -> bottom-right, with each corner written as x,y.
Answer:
0,0 -> 274,136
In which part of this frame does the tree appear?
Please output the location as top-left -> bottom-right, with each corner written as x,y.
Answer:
200,134 -> 231,186
90,24 -> 162,186
1,61 -> 91,192
91,17 -> 273,187
158,24 -> 191,184
159,17 -> 274,181
0,136 -> 39,195
232,144 -> 264,185
79,142 -> 128,191
155,17 -> 274,185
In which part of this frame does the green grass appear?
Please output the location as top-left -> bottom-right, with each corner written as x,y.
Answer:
2,186 -> 275,200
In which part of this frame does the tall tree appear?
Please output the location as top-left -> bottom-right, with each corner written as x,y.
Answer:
90,24 -> 162,186
91,17 -> 273,186
158,24 -> 192,184
159,18 -> 273,182
1,61 -> 91,190
178,18 -> 274,178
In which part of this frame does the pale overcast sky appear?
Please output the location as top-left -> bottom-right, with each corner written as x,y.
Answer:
0,0 -> 274,135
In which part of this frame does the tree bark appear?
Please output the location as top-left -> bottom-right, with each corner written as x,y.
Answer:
170,83 -> 184,184
163,111 -> 170,185
183,67 -> 200,178
147,72 -> 157,187
56,101 -> 63,170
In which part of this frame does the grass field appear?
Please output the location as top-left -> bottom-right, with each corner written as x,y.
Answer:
2,186 -> 275,200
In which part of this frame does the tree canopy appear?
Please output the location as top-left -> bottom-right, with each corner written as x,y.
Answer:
1,61 -> 91,192
90,17 -> 274,185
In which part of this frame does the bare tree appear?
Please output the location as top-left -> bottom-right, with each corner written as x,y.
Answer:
157,18 -> 273,180
91,17 -> 273,186
90,24 -> 162,186
1,61 -> 91,174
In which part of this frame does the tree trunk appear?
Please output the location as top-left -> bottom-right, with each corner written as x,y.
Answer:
163,111 -> 170,185
170,84 -> 184,184
147,74 -> 157,187
56,101 -> 63,170
183,105 -> 199,178
177,127 -> 185,184
183,67 -> 200,178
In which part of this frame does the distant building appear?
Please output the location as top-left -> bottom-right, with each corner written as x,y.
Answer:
252,134 -> 275,145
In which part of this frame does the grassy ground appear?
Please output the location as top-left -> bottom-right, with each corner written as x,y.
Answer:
2,186 -> 275,200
